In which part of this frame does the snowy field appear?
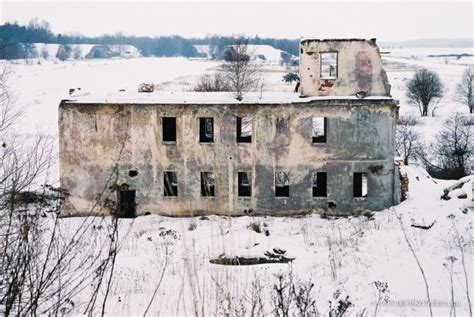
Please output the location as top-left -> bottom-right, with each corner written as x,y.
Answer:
3,47 -> 473,316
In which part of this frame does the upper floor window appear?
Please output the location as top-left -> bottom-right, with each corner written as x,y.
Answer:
312,117 -> 327,143
236,116 -> 252,143
199,118 -> 214,143
162,117 -> 176,143
320,52 -> 338,79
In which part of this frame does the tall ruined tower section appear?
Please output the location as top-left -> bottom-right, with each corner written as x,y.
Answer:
299,39 -> 391,97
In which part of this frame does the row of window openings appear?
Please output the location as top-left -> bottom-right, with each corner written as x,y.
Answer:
163,171 -> 368,198
162,117 -> 327,144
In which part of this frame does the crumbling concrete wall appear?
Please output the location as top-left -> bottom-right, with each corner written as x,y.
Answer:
59,99 -> 399,217
299,39 -> 391,97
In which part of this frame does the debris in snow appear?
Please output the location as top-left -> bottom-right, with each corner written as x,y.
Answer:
441,175 -> 474,200
411,220 -> 436,230
210,249 -> 295,266
138,83 -> 154,93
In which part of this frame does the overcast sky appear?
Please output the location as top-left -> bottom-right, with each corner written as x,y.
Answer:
0,0 -> 472,41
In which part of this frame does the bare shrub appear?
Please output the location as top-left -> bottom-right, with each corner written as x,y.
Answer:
293,281 -> 320,316
328,290 -> 353,317
396,211 -> 433,317
396,120 -> 424,165
373,281 -> 390,316
248,221 -> 262,233
397,115 -> 419,126
193,72 -> 230,92
188,219 -> 197,231
0,64 -> 132,316
423,114 -> 473,179
272,272 -> 295,317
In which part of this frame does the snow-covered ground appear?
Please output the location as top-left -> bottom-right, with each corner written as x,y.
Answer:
2,47 -> 473,316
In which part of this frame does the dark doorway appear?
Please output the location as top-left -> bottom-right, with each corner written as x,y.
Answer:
118,190 -> 136,218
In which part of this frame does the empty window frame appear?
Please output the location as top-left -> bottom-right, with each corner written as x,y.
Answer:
312,172 -> 327,197
320,52 -> 338,79
353,172 -> 368,198
199,118 -> 214,143
236,116 -> 252,143
237,172 -> 251,197
275,171 -> 289,197
162,117 -> 176,142
201,172 -> 215,196
312,117 -> 327,143
164,171 -> 178,196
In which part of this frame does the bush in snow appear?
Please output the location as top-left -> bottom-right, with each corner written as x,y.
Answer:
282,72 -> 299,84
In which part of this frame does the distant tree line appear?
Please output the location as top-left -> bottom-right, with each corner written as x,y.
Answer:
0,20 -> 299,60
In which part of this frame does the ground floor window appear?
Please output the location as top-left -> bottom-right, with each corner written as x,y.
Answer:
353,172 -> 368,198
164,171 -> 178,196
238,172 -> 251,197
201,172 -> 215,196
312,172 -> 327,197
275,171 -> 290,197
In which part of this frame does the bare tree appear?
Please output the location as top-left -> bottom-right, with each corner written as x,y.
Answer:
406,68 -> 444,117
396,119 -> 424,165
0,64 -> 123,316
423,114 -> 473,179
222,36 -> 261,100
456,67 -> 473,114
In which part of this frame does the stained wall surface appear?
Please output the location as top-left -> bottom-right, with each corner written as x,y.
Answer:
299,39 -> 391,97
59,99 -> 399,216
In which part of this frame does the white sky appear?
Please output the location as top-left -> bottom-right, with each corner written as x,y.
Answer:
0,0 -> 472,41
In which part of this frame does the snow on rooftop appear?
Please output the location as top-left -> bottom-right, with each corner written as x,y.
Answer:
300,38 -> 374,43
63,90 -> 395,105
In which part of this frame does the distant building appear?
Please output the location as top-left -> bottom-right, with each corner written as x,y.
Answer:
59,39 -> 400,217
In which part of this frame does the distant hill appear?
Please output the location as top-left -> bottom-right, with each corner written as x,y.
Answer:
379,38 -> 474,48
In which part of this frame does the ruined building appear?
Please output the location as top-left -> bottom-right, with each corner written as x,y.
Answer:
59,38 -> 400,217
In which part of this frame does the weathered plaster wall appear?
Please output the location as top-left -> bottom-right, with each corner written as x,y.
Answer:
59,100 -> 399,216
299,39 -> 391,97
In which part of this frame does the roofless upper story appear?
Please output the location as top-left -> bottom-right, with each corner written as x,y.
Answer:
298,38 -> 391,97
